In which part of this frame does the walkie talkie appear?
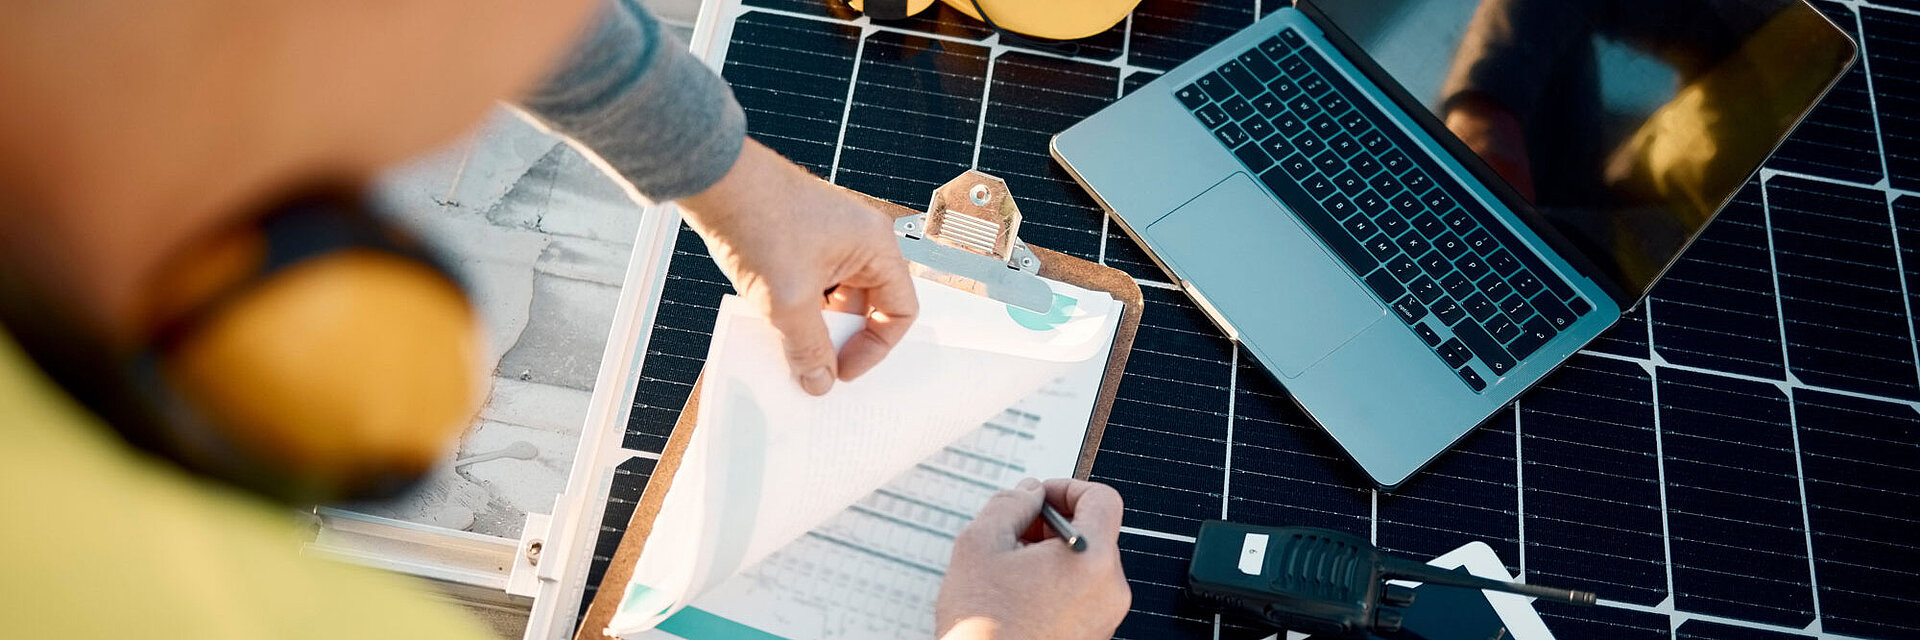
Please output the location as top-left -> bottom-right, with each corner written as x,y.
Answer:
1188,521 -> 1596,638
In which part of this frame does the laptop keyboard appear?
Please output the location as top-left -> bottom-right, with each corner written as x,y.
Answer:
1175,28 -> 1592,392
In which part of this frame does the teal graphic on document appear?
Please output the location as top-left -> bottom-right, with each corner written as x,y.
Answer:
620,584 -> 788,640
1007,293 -> 1077,330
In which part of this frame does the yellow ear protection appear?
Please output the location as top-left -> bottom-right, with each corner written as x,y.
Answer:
0,191 -> 486,504
849,0 -> 1143,43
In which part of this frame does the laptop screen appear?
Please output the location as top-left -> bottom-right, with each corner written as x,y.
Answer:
1305,0 -> 1855,299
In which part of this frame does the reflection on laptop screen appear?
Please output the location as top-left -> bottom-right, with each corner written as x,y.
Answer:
1309,0 -> 1855,297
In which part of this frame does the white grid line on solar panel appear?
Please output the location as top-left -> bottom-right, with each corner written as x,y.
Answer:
1819,575 -> 1920,605
1226,494 -> 1371,525
968,54 -> 995,169
1653,296 -> 1781,325
1523,403 -> 1655,434
842,106 -> 981,139
1230,436 -> 1359,470
1524,479 -> 1663,514
725,57 -> 857,85
1584,349 -> 1920,413
727,19 -> 859,57
1664,456 -> 1803,495
1228,458 -> 1370,499
1376,484 -> 1519,516
994,53 -> 1122,85
1218,350 -> 1238,520
1523,538 -> 1667,569
1763,167 -> 1920,201
1654,344 -> 1786,372
856,47 -> 990,85
732,88 -> 850,121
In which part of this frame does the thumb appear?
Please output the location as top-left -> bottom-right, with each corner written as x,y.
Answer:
960,478 -> 1046,553
765,292 -> 838,395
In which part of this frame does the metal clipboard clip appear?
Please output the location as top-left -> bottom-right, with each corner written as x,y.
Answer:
894,170 -> 1054,313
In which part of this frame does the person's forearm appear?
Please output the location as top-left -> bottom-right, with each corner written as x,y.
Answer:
516,0 -> 746,202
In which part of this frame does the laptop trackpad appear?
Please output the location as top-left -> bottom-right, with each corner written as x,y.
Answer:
1145,173 -> 1384,378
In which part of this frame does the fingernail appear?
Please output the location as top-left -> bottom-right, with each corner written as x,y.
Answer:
800,367 -> 833,395
1016,478 -> 1040,491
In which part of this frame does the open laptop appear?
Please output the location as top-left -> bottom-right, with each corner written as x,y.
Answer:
1052,0 -> 1856,488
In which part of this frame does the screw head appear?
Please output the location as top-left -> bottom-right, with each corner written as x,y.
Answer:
969,184 -> 991,206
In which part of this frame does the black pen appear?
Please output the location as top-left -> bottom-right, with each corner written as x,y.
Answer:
1040,503 -> 1087,552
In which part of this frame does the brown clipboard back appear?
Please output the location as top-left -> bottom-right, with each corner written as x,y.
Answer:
573,186 -> 1143,640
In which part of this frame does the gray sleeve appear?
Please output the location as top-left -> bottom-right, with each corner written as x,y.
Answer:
518,0 -> 747,202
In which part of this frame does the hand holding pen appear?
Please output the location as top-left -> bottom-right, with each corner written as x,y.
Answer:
936,478 -> 1132,640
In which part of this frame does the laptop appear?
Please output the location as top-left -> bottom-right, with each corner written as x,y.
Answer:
1052,0 -> 1855,487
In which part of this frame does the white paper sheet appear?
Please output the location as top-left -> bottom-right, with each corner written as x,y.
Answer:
608,277 -> 1121,637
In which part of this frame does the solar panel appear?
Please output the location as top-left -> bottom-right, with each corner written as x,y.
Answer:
583,1 -> 1920,637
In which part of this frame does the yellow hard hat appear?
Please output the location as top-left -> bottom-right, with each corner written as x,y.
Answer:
850,0 -> 1142,41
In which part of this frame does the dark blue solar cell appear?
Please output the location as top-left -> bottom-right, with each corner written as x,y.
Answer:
1897,196 -> 1920,361
1864,7 -> 1920,191
625,225 -> 727,452
580,456 -> 659,621
1127,0 -> 1256,71
1377,409 -> 1520,575
1766,176 -> 1918,400
721,11 -> 863,176
834,31 -> 990,208
1092,287 -> 1234,538
1796,389 -> 1920,639
1587,301 -> 1651,359
1520,355 -> 1668,606
1536,600 -> 1673,639
1115,533 -> 1215,640
1228,346 -> 1373,537
1649,180 -> 1786,379
1658,368 -> 1814,628
975,52 -> 1120,263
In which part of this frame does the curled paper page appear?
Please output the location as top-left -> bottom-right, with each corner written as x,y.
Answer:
608,277 -> 1115,636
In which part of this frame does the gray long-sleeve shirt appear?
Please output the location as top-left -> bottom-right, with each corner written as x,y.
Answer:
520,0 -> 747,202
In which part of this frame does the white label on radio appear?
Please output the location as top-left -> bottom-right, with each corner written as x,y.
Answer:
1238,533 -> 1270,575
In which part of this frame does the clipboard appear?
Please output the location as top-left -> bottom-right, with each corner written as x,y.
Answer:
574,171 -> 1143,639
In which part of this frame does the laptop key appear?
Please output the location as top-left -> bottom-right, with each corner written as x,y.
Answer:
1387,255 -> 1419,282
1344,215 -> 1378,239
1378,215 -> 1408,238
1233,141 -> 1274,172
1352,155 -> 1382,178
1334,170 -> 1365,195
1360,129 -> 1389,153
1411,213 -> 1445,238
1213,122 -> 1250,148
1418,251 -> 1451,277
1441,272 -> 1473,298
1422,189 -> 1454,211
1507,318 -> 1555,360
1237,49 -> 1280,79
1195,103 -> 1229,129
1533,295 -> 1579,330
1488,250 -> 1520,275
1398,233 -> 1430,256
1433,299 -> 1466,326
1280,28 -> 1306,48
1303,175 -> 1337,200
1414,323 -> 1442,347
1568,296 -> 1592,316
1318,93 -> 1352,117
1392,296 -> 1427,324
1356,191 -> 1389,217
1259,35 -> 1294,60
1328,136 -> 1359,158
1278,54 -> 1311,77
1498,294 -> 1529,319
1487,316 -> 1521,342
1364,269 -> 1405,304
1308,113 -> 1339,138
1313,151 -> 1345,174
1464,294 -> 1497,321
1451,322 -> 1515,376
1434,233 -> 1467,258
1380,149 -> 1412,174
1272,112 -> 1305,137
1437,339 -> 1472,368
1401,171 -> 1434,196
1196,72 -> 1233,101
1325,195 -> 1358,220
1295,135 -> 1322,155
1300,74 -> 1331,97
1268,77 -> 1302,101
1511,272 -> 1543,298
1252,93 -> 1284,116
1391,191 -> 1421,212
1218,61 -> 1264,96
1280,154 -> 1314,180
1442,207 -> 1475,234
1369,172 -> 1403,197
1410,278 -> 1445,304
1260,135 -> 1295,161
1340,111 -> 1369,134
1457,366 -> 1487,392
1177,84 -> 1210,109
1463,227 -> 1494,253
1456,254 -> 1489,280
1289,95 -> 1320,118
1222,96 -> 1255,121
1243,117 -> 1275,141
1364,234 -> 1397,261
